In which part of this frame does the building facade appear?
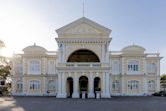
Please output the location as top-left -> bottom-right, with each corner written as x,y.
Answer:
11,17 -> 162,98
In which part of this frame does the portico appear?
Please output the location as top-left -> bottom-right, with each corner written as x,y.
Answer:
56,69 -> 110,98
55,17 -> 111,98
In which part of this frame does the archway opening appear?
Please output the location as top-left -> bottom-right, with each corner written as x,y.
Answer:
67,49 -> 100,62
66,77 -> 73,98
79,76 -> 88,98
94,77 -> 101,98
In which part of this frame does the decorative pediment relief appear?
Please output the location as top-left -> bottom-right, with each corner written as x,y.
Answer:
64,23 -> 102,35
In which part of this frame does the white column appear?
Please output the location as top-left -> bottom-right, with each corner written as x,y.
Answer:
62,44 -> 65,62
143,58 -> 147,74
101,72 -> 106,98
101,73 -> 105,96
61,72 -> 66,98
109,75 -> 112,96
22,77 -> 26,95
105,43 -> 109,63
101,72 -> 111,98
72,72 -> 79,98
121,57 -> 125,75
44,77 -> 48,95
57,73 -> 62,98
88,73 -> 95,98
102,44 -> 105,62
105,72 -> 111,98
55,77 -> 58,95
144,75 -> 148,95
22,58 -> 26,74
121,76 -> 125,96
42,58 -> 47,74
58,43 -> 62,63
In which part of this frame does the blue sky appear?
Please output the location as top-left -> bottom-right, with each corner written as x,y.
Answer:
0,0 -> 166,74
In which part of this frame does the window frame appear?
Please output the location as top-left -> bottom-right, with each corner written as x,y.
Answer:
127,60 -> 139,74
28,59 -> 41,74
29,80 -> 40,91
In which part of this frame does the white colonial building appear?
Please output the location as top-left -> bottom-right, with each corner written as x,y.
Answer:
11,17 -> 162,98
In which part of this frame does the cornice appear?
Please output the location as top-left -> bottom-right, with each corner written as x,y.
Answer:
55,37 -> 112,44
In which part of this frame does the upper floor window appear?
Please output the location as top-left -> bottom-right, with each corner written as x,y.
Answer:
29,80 -> 40,91
147,63 -> 156,73
15,63 -> 23,74
112,60 -> 120,74
47,60 -> 55,74
28,59 -> 41,74
128,60 -> 139,72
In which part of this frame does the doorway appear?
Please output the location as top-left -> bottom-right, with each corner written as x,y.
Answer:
66,77 -> 73,98
79,76 -> 88,98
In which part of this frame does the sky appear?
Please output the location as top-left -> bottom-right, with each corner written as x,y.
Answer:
0,0 -> 166,74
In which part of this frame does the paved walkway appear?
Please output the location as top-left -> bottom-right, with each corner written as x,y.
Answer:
0,96 -> 166,111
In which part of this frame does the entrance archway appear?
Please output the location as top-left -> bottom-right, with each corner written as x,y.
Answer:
79,76 -> 88,98
94,77 -> 101,98
67,49 -> 100,62
66,77 -> 73,98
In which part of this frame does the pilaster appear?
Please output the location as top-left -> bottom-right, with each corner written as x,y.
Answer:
144,75 -> 148,95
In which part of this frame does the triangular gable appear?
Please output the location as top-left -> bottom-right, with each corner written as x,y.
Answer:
56,17 -> 111,37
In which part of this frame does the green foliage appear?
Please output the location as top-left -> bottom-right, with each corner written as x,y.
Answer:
161,74 -> 166,80
0,65 -> 11,79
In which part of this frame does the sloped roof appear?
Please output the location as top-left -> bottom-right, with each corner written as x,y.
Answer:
56,17 -> 111,36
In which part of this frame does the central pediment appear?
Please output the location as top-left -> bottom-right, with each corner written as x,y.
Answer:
56,17 -> 111,38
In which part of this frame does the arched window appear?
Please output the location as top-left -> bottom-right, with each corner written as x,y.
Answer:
148,80 -> 155,91
67,50 -> 100,62
112,80 -> 120,90
29,80 -> 40,91
128,60 -> 139,72
48,80 -> 55,91
28,60 -> 41,74
128,80 -> 139,90
16,81 -> 23,93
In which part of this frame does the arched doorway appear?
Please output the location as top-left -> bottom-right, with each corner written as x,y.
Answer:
79,76 -> 88,98
67,49 -> 100,62
94,77 -> 101,98
66,77 -> 73,98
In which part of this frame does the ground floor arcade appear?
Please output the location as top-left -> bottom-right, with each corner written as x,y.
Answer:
56,71 -> 111,98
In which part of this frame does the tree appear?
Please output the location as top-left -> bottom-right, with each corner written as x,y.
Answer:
161,74 -> 166,91
0,63 -> 11,96
0,65 -> 11,79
